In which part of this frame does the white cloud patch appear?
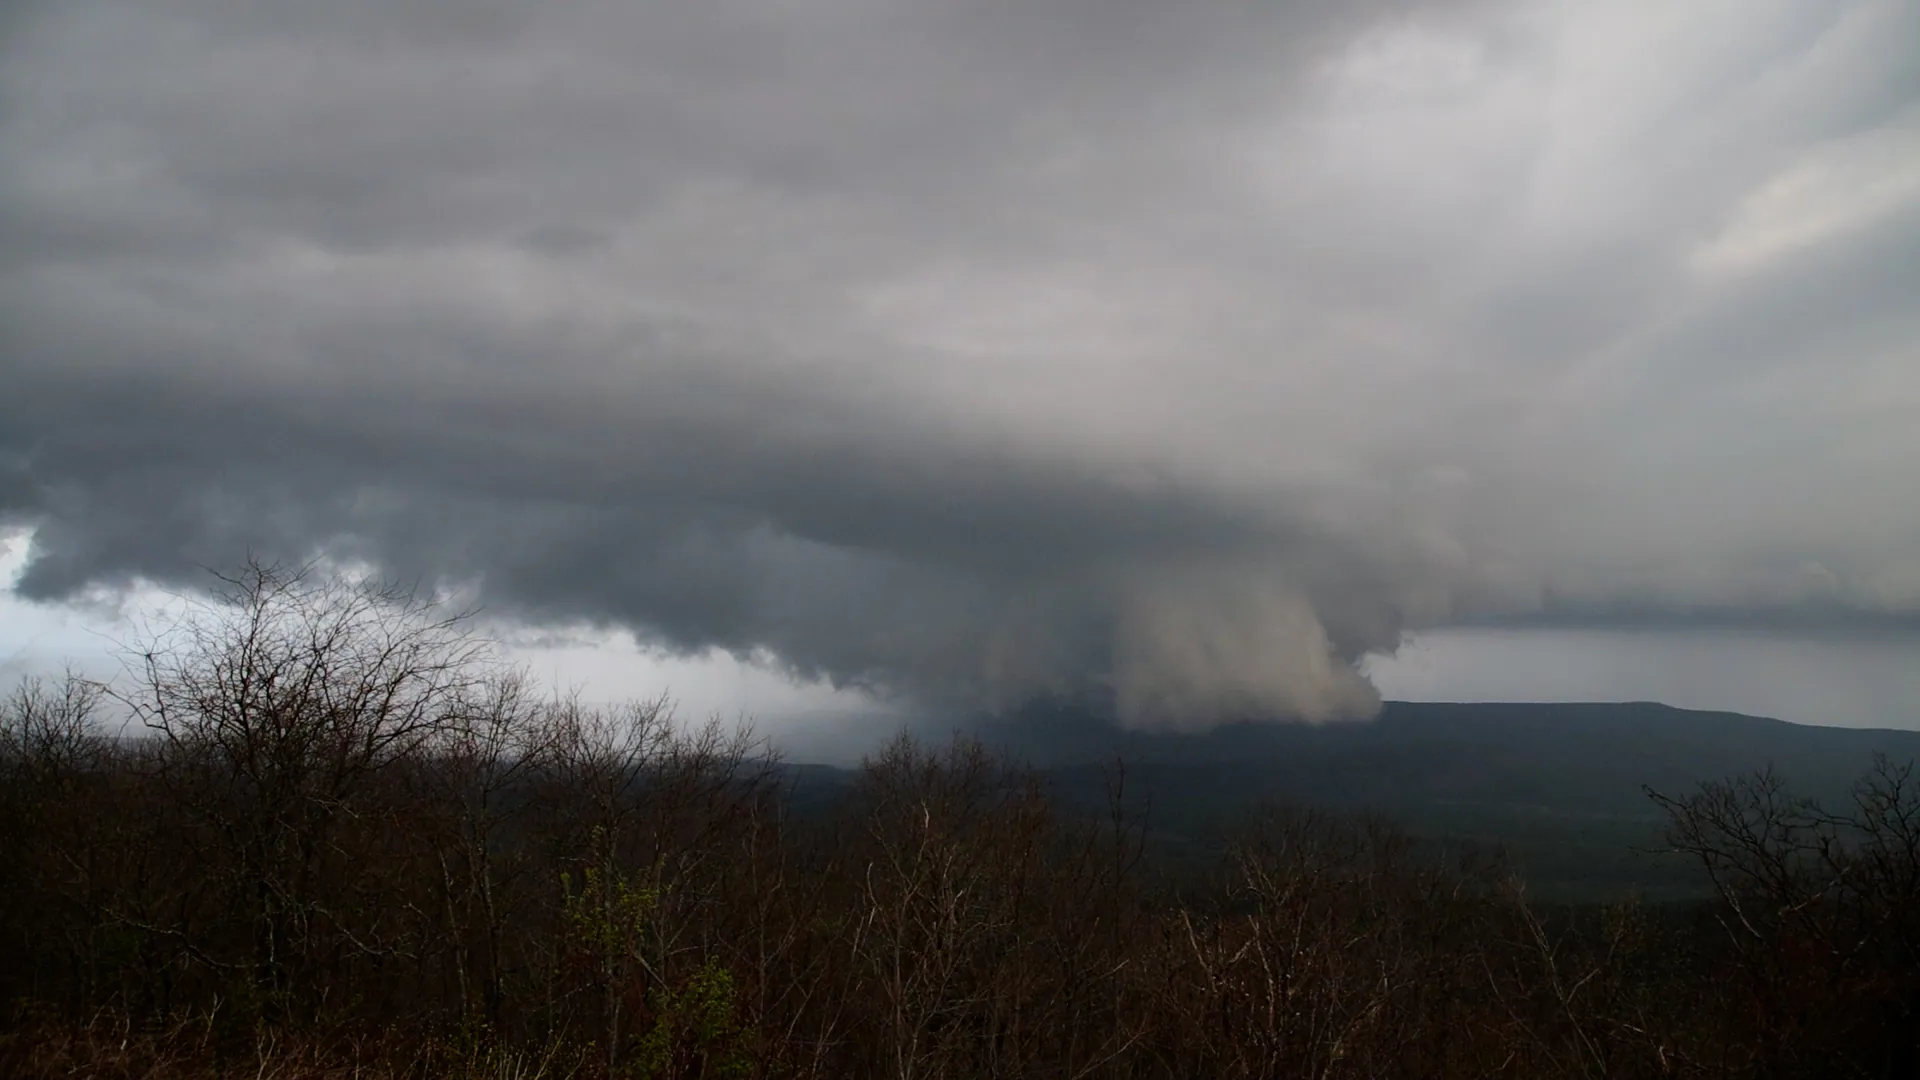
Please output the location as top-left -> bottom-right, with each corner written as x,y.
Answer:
1694,112 -> 1920,276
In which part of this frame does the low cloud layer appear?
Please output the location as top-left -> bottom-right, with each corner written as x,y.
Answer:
3,0 -> 1917,727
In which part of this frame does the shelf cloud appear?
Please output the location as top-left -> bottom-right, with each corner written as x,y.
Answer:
3,0 -> 1917,726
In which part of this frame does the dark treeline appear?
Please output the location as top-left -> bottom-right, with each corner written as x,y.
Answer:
3,563 -> 1918,1079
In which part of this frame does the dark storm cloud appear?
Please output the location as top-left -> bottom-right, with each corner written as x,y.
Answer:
3,0 -> 1918,726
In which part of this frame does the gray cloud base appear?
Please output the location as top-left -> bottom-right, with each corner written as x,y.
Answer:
3,0 -> 1917,727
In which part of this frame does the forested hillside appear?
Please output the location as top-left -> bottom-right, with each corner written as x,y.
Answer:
944,700 -> 1920,900
4,565 -> 1918,1078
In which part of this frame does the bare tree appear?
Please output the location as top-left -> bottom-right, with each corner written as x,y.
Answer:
0,672 -> 121,1012
842,734 -> 1056,1080
114,557 -> 489,1019
409,668 -> 553,1030
1,670 -> 107,788
535,692 -> 773,1075
1650,758 -> 1920,1078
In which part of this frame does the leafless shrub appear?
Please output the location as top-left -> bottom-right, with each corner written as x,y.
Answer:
111,557 -> 491,1020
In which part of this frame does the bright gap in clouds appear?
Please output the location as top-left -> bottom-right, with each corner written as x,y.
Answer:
1369,628 -> 1920,731
0,527 -> 882,738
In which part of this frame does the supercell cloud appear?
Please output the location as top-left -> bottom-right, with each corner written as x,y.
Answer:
2,0 -> 1918,726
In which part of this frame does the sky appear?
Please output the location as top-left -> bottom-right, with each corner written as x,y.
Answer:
3,0 -> 1918,735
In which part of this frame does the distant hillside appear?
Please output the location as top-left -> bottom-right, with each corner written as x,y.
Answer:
791,701 -> 1920,901
980,699 -> 1920,811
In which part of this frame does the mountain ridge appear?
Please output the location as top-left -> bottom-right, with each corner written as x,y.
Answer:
787,700 -> 1920,900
